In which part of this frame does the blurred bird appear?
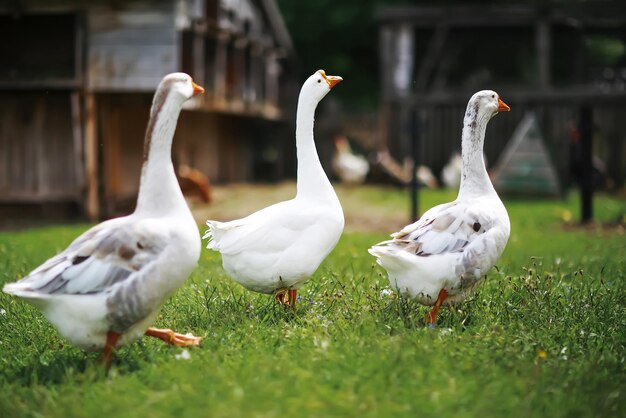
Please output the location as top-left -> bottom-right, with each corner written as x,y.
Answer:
441,152 -> 463,189
177,164 -> 212,204
376,150 -> 438,188
332,135 -> 370,184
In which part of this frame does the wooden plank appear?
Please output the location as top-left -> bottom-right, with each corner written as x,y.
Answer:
70,92 -> 85,195
84,93 -> 99,220
88,9 -> 174,32
379,25 -> 394,101
90,28 -> 176,46
214,33 -> 229,105
88,45 -> 177,91
104,99 -> 122,199
579,106 -> 593,223
33,97 -> 48,196
193,32 -> 206,86
75,12 -> 84,84
536,18 -> 551,88
0,92 -> 79,199
264,51 -> 279,111
415,24 -> 449,91
0,192 -> 81,203
0,80 -> 81,90
87,6 -> 178,92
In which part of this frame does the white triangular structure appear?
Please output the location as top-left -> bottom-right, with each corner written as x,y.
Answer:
492,112 -> 561,196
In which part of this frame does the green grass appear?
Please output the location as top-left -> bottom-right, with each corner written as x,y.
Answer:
0,186 -> 624,418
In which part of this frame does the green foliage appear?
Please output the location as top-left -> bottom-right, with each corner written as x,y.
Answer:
584,36 -> 626,66
0,188 -> 625,418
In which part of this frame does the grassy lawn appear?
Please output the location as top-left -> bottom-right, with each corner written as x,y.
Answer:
0,185 -> 624,418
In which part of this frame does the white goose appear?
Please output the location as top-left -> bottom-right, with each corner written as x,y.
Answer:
3,73 -> 205,365
369,90 -> 511,325
204,70 -> 345,307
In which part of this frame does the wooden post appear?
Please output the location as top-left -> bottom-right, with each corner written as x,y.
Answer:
248,43 -> 263,110
193,32 -> 206,87
106,99 -> 121,201
536,17 -> 551,88
214,32 -> 229,106
265,51 -> 280,115
379,24 -> 394,101
415,23 -> 448,91
410,108 -> 419,222
233,37 -> 248,111
579,105 -> 593,223
70,92 -> 85,198
84,94 -> 99,221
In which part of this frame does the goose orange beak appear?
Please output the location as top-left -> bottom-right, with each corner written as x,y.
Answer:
192,81 -> 205,96
319,70 -> 343,89
498,97 -> 510,112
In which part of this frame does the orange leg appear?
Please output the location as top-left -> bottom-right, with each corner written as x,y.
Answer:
426,289 -> 449,326
275,289 -> 297,309
276,290 -> 287,305
100,331 -> 121,369
288,289 -> 297,309
145,327 -> 201,347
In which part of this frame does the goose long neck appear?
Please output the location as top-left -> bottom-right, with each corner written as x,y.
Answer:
458,109 -> 496,199
135,95 -> 187,215
295,92 -> 333,198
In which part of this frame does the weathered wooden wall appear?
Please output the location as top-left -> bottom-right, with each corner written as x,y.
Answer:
95,93 -> 292,215
87,2 -> 178,91
0,0 -> 296,220
0,93 -> 80,201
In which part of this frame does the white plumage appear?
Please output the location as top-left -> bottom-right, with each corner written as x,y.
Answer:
369,90 -> 511,324
204,70 -> 345,305
3,73 -> 204,359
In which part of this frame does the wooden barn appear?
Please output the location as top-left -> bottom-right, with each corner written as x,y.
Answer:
376,2 -> 626,193
0,0 -> 297,222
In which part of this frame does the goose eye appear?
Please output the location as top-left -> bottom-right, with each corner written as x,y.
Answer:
491,94 -> 495,99
317,79 -> 321,83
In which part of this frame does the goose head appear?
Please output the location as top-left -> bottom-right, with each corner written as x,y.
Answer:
302,70 -> 343,103
467,90 -> 510,121
157,72 -> 205,104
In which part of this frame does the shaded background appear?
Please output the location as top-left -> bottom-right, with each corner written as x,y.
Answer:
0,0 -> 624,225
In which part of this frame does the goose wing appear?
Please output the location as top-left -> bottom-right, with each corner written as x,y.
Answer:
377,200 -> 496,257
3,218 -> 168,296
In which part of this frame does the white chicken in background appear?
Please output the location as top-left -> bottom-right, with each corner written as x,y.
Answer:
332,135 -> 370,184
441,152 -> 463,189
442,152 -> 488,189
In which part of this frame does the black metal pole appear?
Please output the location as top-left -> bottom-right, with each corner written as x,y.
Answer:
410,109 -> 419,222
579,105 -> 593,223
